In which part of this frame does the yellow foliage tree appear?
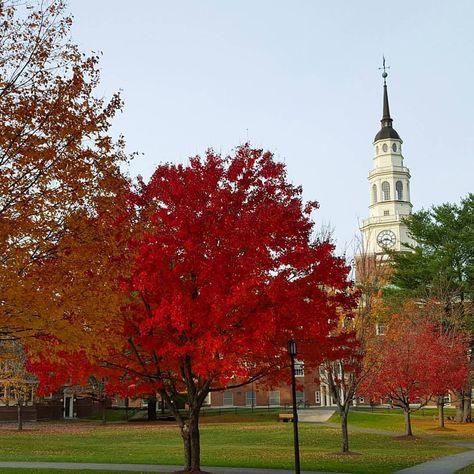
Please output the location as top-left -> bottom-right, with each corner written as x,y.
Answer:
0,1 -> 131,357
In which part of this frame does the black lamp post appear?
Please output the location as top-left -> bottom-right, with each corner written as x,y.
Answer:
288,339 -> 301,474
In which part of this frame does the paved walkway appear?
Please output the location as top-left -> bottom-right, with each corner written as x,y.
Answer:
298,408 -> 335,423
394,449 -> 474,473
0,461 -> 340,473
321,421 -> 400,436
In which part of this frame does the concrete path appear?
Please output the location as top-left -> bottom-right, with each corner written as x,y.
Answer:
0,461 -> 341,473
321,421 -> 400,436
394,449 -> 474,473
298,408 -> 335,423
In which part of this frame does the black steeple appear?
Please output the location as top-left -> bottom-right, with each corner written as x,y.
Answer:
374,59 -> 400,142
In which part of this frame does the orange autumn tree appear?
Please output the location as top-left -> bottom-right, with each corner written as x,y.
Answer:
0,0 -> 130,353
0,340 -> 36,431
318,251 -> 392,454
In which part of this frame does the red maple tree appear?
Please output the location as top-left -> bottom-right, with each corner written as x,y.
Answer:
98,145 -> 354,472
362,306 -> 469,437
429,330 -> 470,429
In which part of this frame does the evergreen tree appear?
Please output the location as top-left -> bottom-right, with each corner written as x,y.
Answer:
390,194 -> 474,422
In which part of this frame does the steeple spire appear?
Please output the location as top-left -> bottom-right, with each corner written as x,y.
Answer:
381,82 -> 393,127
374,57 -> 400,142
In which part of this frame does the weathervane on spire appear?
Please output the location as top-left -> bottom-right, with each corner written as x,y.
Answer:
379,56 -> 390,85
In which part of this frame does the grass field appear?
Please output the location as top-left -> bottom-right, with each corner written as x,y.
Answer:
330,407 -> 474,440
0,470 -> 163,474
0,409 -> 468,474
458,466 -> 474,473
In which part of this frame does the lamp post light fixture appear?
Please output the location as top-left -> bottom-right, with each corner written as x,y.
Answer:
287,339 -> 301,474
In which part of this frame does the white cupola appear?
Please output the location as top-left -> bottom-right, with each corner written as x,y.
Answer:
360,65 -> 415,255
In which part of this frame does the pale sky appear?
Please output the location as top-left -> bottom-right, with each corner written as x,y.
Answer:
68,0 -> 474,255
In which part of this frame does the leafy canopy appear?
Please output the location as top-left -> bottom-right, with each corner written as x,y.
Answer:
110,145 -> 355,396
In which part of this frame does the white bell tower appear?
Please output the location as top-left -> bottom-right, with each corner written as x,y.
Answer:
360,64 -> 415,255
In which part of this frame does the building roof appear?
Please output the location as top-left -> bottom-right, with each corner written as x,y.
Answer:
374,79 -> 401,142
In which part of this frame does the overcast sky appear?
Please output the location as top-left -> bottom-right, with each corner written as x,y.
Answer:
68,0 -> 474,255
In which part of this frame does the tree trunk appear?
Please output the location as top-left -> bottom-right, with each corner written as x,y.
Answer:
178,412 -> 202,471
455,389 -> 465,422
17,403 -> 23,431
403,408 -> 413,436
437,397 -> 445,429
340,407 -> 350,452
147,396 -> 157,421
101,398 -> 106,424
189,412 -> 201,471
180,423 -> 192,471
463,390 -> 472,423
166,390 -> 201,472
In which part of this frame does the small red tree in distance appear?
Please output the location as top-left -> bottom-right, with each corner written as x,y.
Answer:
361,305 -> 469,437
105,145 -> 355,472
429,329 -> 470,429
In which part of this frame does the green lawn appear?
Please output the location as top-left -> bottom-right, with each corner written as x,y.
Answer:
329,407 -> 472,439
0,414 -> 465,474
86,408 -> 132,422
457,466 -> 474,473
0,470 -> 165,474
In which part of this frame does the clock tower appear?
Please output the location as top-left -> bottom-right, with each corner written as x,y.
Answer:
360,67 -> 415,255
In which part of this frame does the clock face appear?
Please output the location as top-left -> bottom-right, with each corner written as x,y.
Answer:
377,230 -> 397,249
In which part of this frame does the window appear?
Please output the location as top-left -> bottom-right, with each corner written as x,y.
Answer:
382,143 -> 388,152
381,181 -> 390,201
223,391 -> 233,406
296,391 -> 304,404
384,210 -> 389,216
392,143 -> 397,152
396,180 -> 403,200
295,361 -> 304,377
372,184 -> 377,204
376,322 -> 386,336
203,393 -> 211,405
315,391 -> 321,404
268,391 -> 280,406
245,391 -> 256,407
